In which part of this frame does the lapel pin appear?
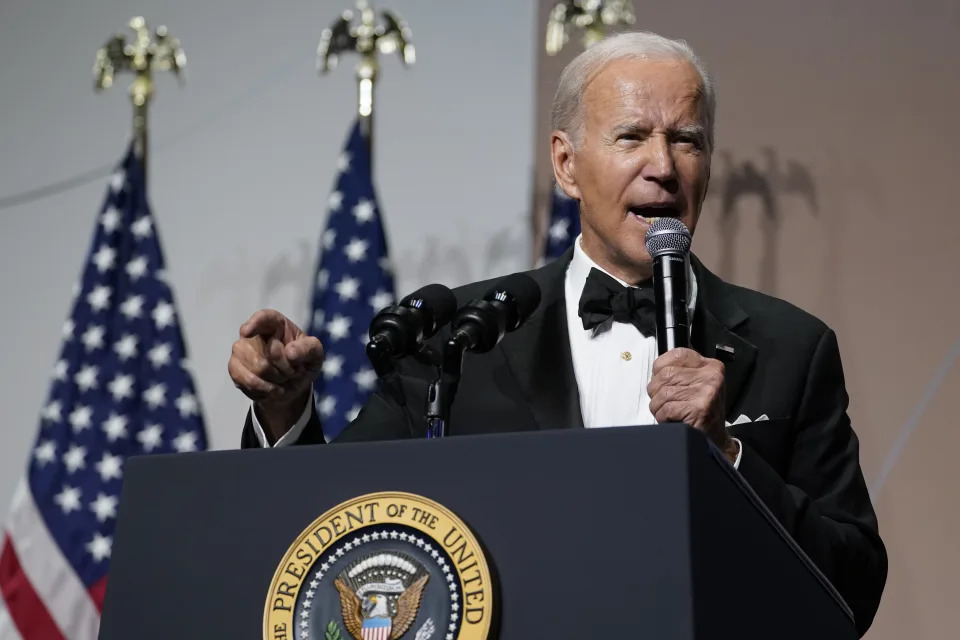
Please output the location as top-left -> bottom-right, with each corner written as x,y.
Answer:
716,344 -> 735,357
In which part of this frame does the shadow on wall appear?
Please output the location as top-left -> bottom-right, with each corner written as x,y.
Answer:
255,148 -> 820,319
260,240 -> 315,321
257,221 -> 530,322
707,147 -> 818,296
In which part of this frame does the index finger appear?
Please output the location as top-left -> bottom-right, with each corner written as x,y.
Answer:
239,309 -> 287,339
652,347 -> 702,375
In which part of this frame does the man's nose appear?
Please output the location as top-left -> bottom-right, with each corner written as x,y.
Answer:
640,135 -> 678,187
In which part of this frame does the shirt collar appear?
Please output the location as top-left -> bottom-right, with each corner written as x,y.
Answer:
566,234 -> 698,324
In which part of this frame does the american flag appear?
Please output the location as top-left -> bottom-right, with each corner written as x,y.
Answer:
0,147 -> 207,639
543,184 -> 580,261
306,121 -> 395,441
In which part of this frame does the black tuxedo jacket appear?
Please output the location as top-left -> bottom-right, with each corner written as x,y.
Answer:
242,250 -> 887,635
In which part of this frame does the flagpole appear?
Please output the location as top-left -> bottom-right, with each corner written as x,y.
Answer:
131,68 -> 150,185
356,43 -> 377,164
94,16 -> 185,187
317,0 -> 415,171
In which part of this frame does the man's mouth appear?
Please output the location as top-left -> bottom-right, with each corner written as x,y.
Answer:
628,204 -> 681,223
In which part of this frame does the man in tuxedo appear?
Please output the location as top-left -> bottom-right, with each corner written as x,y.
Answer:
228,32 -> 886,634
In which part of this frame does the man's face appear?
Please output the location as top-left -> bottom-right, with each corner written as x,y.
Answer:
554,57 -> 711,280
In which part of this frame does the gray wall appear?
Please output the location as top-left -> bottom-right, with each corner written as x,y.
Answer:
0,0 -> 536,503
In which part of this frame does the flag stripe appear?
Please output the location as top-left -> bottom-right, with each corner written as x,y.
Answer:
87,577 -> 106,612
0,537 -> 63,640
0,595 -> 26,640
3,484 -> 98,640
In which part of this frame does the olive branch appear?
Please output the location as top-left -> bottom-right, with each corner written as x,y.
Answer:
325,620 -> 344,640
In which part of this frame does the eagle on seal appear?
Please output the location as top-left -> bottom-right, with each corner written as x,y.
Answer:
334,552 -> 429,640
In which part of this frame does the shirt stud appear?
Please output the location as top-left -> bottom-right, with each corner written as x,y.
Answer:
621,351 -> 632,361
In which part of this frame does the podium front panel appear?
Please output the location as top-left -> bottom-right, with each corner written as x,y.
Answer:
99,425 -> 854,639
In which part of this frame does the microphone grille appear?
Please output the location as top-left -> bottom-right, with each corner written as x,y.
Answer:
400,283 -> 457,337
645,217 -> 692,257
485,273 -> 542,328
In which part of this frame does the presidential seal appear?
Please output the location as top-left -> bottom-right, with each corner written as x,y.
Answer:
264,492 -> 494,640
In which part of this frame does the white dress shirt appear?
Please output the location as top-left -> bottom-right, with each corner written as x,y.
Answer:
254,236 -> 740,467
564,236 -> 741,468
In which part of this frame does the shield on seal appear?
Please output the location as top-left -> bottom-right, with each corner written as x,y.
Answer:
361,614 -> 391,640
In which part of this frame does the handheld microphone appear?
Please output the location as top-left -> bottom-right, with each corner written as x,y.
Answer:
644,218 -> 693,354
366,283 -> 457,364
449,273 -> 542,353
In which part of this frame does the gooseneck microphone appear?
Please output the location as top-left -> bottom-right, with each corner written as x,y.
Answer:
365,283 -> 457,376
644,218 -> 693,354
448,273 -> 542,354
425,273 -> 542,438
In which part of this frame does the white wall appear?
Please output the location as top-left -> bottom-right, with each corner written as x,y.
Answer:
0,1 -> 537,506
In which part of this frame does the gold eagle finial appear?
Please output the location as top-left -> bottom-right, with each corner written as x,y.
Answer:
545,0 -> 636,55
317,0 -> 415,75
94,16 -> 185,101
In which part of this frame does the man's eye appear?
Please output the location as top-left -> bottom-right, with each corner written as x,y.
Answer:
675,135 -> 702,148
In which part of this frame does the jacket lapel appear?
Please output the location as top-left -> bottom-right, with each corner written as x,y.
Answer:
499,250 -> 584,430
495,251 -> 756,428
690,256 -> 758,417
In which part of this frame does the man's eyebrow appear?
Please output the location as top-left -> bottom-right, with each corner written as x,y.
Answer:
673,124 -> 706,140
608,123 -> 706,139
610,122 -> 650,135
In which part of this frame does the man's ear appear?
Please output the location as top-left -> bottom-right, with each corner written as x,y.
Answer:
551,131 -> 581,201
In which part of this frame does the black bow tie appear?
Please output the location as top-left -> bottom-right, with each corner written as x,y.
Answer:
578,268 -> 657,337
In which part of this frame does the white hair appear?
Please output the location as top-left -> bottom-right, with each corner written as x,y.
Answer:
551,31 -> 715,152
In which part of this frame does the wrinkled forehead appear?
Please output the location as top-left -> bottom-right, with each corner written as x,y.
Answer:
583,57 -> 707,124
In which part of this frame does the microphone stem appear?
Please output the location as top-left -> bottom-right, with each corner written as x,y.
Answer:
426,417 -> 446,439
424,331 -> 471,437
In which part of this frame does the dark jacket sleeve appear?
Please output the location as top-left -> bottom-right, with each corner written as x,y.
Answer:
239,404 -> 327,448
736,329 -> 887,637
240,372 -> 421,448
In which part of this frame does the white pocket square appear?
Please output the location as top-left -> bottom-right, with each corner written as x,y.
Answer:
725,414 -> 768,427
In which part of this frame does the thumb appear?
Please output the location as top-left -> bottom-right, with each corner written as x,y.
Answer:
285,335 -> 325,371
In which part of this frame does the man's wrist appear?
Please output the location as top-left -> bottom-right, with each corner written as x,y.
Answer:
723,437 -> 741,466
255,390 -> 312,445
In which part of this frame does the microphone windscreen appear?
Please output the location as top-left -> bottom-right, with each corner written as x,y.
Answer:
485,273 -> 542,326
645,217 -> 692,257
401,283 -> 458,336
